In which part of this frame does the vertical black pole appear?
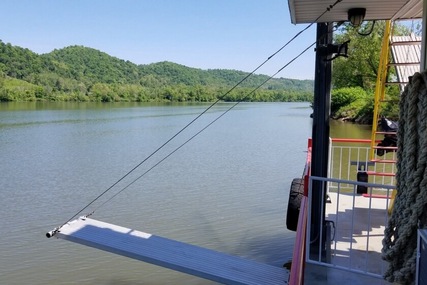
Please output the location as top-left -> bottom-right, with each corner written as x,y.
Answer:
310,22 -> 332,260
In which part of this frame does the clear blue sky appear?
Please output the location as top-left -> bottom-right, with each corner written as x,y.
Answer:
1,0 -> 316,80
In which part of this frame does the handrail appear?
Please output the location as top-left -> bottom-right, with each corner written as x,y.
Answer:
331,138 -> 381,144
306,175 -> 394,279
289,196 -> 308,285
304,138 -> 312,196
310,175 -> 395,190
288,138 -> 311,284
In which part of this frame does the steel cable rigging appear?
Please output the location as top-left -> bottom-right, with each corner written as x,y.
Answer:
52,0 -> 345,235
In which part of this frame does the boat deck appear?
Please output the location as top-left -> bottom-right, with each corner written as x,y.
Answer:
304,191 -> 393,285
304,263 -> 392,285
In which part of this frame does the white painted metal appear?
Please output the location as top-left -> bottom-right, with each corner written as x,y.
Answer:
328,143 -> 396,188
54,217 -> 289,285
306,176 -> 395,279
288,0 -> 422,24
416,229 -> 427,285
422,0 -> 427,71
392,0 -> 423,20
390,34 -> 422,88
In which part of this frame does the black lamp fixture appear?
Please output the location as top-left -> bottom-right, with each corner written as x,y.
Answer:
348,8 -> 366,26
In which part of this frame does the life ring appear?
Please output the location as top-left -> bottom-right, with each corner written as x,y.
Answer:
286,178 -> 304,231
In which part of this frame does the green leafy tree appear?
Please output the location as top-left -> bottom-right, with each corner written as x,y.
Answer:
331,20 -> 414,121
333,22 -> 386,90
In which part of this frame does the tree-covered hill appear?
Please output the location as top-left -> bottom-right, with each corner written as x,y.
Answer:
0,40 -> 313,102
44,46 -> 141,84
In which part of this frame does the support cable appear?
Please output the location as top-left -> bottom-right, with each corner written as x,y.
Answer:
89,41 -> 317,215
53,0 -> 345,234
93,20 -> 348,214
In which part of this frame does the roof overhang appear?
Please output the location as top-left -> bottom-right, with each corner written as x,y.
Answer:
288,0 -> 423,24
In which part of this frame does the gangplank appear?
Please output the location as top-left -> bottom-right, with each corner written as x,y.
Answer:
48,217 -> 289,285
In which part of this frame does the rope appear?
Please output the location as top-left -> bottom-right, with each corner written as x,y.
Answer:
382,70 -> 427,284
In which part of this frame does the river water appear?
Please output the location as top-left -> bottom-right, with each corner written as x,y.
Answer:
0,102 -> 370,285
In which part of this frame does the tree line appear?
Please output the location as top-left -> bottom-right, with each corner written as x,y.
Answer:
0,42 -> 314,103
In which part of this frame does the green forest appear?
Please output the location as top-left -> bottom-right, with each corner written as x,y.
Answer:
330,20 -> 420,123
0,41 -> 314,103
2,19 -> 418,123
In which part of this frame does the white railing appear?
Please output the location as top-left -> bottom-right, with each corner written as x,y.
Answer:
329,139 -> 396,190
306,176 -> 395,278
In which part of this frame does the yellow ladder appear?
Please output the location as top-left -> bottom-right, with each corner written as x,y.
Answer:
370,20 -> 421,214
370,20 -> 421,160
370,20 -> 392,160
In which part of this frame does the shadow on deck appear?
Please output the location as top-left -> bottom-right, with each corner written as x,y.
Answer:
304,177 -> 394,285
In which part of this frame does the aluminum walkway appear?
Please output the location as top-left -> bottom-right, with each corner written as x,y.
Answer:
51,217 -> 289,285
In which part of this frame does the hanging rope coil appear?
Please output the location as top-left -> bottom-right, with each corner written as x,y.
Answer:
382,70 -> 427,284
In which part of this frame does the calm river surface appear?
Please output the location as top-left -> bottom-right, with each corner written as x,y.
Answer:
0,102 -> 370,285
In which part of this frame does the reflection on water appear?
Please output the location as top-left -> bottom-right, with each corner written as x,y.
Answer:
330,119 -> 372,139
0,102 -> 366,284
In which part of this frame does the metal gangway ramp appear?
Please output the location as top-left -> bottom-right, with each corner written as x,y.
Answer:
49,217 -> 289,285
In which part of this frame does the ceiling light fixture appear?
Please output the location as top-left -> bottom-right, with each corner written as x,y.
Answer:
348,8 -> 366,26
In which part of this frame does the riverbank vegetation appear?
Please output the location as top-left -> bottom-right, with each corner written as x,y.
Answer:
331,20 -> 419,123
1,19 -> 417,124
0,41 -> 313,103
